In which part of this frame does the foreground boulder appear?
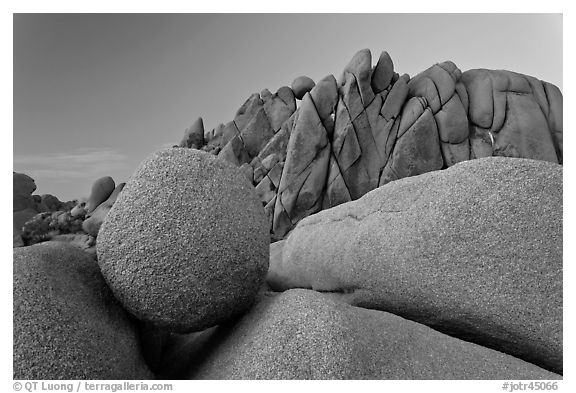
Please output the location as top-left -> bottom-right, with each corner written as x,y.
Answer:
272,157 -> 562,374
13,242 -> 152,379
186,289 -> 559,379
97,148 -> 269,332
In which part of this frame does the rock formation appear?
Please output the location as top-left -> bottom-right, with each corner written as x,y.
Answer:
14,173 -> 127,248
14,47 -> 563,381
13,172 -> 77,247
177,49 -> 562,240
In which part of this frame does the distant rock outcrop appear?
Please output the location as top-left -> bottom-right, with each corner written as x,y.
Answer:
177,49 -> 563,240
13,172 -> 77,247
14,173 -> 127,248
21,210 -> 85,245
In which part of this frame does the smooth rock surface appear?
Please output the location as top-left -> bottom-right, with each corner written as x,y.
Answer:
13,242 -> 152,379
97,148 -> 269,332
83,183 -> 125,237
461,69 -> 561,163
273,93 -> 330,236
275,157 -> 562,373
49,234 -> 97,257
85,176 -> 115,213
234,93 -> 263,132
188,289 -> 560,379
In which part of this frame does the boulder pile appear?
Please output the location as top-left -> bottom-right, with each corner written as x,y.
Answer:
14,173 -> 127,252
13,48 -> 562,380
13,172 -> 76,246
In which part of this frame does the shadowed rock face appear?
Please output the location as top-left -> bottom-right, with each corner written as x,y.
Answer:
183,289 -> 560,380
269,157 -> 563,374
178,49 -> 562,239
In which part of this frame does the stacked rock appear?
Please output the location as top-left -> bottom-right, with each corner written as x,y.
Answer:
177,48 -> 563,240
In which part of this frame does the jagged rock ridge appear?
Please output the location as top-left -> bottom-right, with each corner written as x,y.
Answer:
178,49 -> 563,239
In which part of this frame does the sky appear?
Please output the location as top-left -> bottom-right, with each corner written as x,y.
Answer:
13,13 -> 563,201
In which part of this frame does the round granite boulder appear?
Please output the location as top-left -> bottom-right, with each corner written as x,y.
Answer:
291,76 -> 315,100
97,148 -> 269,333
13,242 -> 152,379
